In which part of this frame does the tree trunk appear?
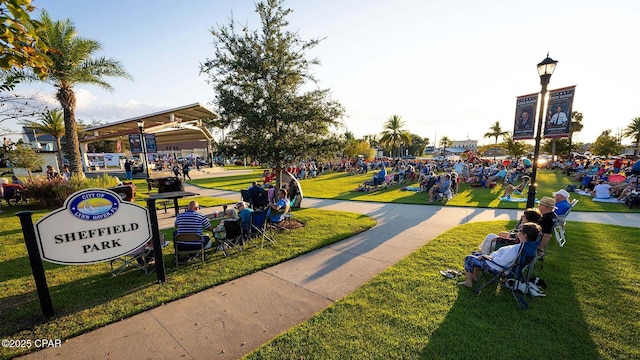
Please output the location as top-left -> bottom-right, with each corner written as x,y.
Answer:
55,137 -> 65,171
57,86 -> 84,178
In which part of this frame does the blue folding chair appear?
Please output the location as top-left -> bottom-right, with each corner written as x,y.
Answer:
474,240 -> 540,309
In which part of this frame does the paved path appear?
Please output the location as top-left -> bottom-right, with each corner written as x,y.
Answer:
20,184 -> 640,360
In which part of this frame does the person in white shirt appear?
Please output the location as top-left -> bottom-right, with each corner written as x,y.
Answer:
550,106 -> 568,125
592,179 -> 612,199
459,223 -> 541,288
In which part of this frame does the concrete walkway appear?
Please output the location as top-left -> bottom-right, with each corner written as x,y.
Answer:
20,184 -> 640,360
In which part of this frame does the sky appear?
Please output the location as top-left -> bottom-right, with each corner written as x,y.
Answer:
5,0 -> 640,147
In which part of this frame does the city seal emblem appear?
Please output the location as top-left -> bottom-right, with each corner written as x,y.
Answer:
68,189 -> 120,221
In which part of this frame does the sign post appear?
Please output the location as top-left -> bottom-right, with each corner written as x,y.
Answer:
146,197 -> 166,283
17,211 -> 54,318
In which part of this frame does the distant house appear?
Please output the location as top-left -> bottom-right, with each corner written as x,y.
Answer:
21,126 -> 59,151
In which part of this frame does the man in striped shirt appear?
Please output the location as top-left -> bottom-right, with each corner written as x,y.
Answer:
174,201 -> 213,250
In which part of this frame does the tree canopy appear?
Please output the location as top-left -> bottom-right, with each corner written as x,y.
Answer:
200,0 -> 344,171
484,121 -> 509,144
379,115 -> 411,157
0,0 -> 51,84
590,130 -> 622,156
622,117 -> 640,156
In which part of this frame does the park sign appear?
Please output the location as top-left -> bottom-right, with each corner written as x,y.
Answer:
34,188 -> 152,265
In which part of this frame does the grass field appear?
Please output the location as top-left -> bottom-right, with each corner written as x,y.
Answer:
193,169 -> 640,212
245,221 -> 640,360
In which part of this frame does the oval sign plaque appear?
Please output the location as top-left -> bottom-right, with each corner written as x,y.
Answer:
34,188 -> 152,265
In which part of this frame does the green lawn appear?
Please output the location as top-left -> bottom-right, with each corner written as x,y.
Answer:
246,221 -> 640,360
193,169 -> 640,212
0,203 -> 375,359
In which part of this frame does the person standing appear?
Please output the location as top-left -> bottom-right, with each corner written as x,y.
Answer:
124,159 -> 133,180
182,163 -> 192,181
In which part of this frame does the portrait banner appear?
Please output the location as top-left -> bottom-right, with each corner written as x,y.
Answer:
513,93 -> 538,140
144,134 -> 157,153
543,86 -> 576,138
128,134 -> 142,153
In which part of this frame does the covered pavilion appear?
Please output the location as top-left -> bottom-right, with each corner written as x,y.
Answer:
79,103 -> 218,170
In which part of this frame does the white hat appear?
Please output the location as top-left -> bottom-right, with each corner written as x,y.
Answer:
553,189 -> 570,198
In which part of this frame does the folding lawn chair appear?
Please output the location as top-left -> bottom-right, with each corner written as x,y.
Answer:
110,237 -> 170,275
216,219 -> 244,256
474,240 -> 540,309
249,209 -> 276,247
174,233 -> 210,268
554,199 -> 578,247
250,187 -> 270,210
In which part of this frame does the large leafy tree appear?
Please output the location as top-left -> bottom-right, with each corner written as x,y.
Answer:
7,142 -> 43,179
200,0 -> 344,182
484,121 -> 509,144
542,138 -> 570,157
439,136 -> 452,156
37,12 -> 131,176
590,130 -> 622,156
21,109 -> 65,167
503,133 -> 527,158
379,115 -> 411,158
408,133 -> 429,157
622,117 -> 640,156
0,0 -> 51,85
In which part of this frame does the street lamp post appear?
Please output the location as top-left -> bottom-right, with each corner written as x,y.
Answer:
137,120 -> 150,178
526,54 -> 558,208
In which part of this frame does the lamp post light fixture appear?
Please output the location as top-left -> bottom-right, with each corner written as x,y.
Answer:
526,54 -> 558,208
136,120 -> 150,178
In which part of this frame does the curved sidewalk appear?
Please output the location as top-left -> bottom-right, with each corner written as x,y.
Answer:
21,185 -> 640,360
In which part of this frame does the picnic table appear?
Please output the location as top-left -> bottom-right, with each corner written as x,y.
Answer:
148,190 -> 199,217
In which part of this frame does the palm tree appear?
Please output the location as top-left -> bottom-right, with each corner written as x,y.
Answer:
379,115 -> 411,158
38,12 -> 131,176
568,111 -> 584,155
22,109 -> 65,169
439,136 -> 452,157
484,121 -> 509,144
363,134 -> 379,148
623,117 -> 640,156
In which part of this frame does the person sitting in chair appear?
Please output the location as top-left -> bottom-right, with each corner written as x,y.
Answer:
212,207 -> 239,241
173,201 -> 213,251
478,208 -> 542,254
459,222 -> 541,289
268,188 -> 289,223
502,176 -> 530,199
553,189 -> 571,216
428,174 -> 451,202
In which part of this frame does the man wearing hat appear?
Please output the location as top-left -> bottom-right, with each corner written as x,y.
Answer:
537,196 -> 558,255
553,189 -> 571,216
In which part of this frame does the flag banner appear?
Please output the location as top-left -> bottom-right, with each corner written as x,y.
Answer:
513,93 -> 538,140
144,134 -> 157,153
128,134 -> 142,153
116,140 -> 122,153
543,85 -> 576,138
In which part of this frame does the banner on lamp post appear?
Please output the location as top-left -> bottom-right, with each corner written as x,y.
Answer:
543,85 -> 576,139
513,93 -> 538,140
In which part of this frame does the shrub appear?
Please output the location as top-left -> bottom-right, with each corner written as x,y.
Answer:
23,174 -> 120,209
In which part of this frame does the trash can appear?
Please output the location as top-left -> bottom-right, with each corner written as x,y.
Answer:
157,177 -> 183,193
